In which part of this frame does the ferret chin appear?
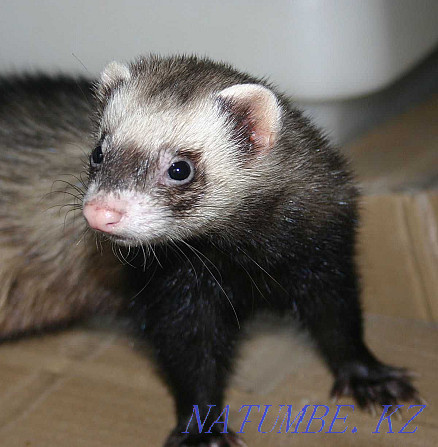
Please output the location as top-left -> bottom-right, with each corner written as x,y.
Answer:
0,55 -> 419,447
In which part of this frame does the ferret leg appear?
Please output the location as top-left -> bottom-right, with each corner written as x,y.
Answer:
294,270 -> 419,410
157,325 -> 244,446
137,286 -> 246,447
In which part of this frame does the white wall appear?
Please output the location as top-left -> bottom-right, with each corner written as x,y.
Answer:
1,0 -> 437,143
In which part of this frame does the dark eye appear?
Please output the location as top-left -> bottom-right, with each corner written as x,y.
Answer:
168,160 -> 194,183
90,145 -> 103,167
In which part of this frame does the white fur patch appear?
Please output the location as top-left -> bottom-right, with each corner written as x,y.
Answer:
84,187 -> 174,245
100,61 -> 131,87
88,83 -> 278,246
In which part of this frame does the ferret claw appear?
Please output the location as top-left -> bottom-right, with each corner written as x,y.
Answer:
332,362 -> 420,413
414,394 -> 428,406
366,402 -> 377,417
393,407 -> 403,421
163,430 -> 246,447
224,433 -> 248,447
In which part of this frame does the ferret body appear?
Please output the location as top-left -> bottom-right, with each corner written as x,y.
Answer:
0,56 -> 417,446
0,76 -> 124,335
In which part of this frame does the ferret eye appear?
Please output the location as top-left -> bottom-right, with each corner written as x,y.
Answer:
168,160 -> 194,183
90,145 -> 104,167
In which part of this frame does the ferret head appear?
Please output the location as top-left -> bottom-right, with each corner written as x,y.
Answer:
83,56 -> 284,247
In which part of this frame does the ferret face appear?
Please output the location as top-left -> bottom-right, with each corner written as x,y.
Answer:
83,57 -> 282,247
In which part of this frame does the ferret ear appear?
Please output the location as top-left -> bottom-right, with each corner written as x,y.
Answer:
95,61 -> 131,100
218,84 -> 282,152
100,61 -> 131,86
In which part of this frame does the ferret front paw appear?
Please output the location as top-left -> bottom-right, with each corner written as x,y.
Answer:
163,430 -> 247,447
331,362 -> 420,412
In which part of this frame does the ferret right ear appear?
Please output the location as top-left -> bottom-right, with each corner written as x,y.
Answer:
218,84 -> 282,153
95,61 -> 131,100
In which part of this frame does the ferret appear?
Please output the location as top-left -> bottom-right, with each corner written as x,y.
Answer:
0,55 -> 418,446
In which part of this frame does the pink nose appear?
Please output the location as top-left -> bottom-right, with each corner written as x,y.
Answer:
83,202 -> 125,233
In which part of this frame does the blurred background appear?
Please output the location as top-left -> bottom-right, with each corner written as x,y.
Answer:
0,0 -> 437,145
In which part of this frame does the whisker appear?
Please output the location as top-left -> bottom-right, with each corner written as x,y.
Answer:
149,244 -> 163,269
67,174 -> 88,191
76,227 -> 90,246
209,240 -> 270,305
139,242 -> 148,270
43,203 -> 80,213
182,242 -> 223,283
63,206 -> 82,230
117,245 -> 137,268
72,52 -> 91,74
170,240 -> 199,285
180,240 -> 240,329
79,171 -> 89,189
111,241 -> 127,265
94,233 -> 104,255
237,246 -> 288,295
52,178 -> 85,197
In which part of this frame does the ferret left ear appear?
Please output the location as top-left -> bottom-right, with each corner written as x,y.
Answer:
218,84 -> 282,152
96,61 -> 131,100
100,61 -> 131,86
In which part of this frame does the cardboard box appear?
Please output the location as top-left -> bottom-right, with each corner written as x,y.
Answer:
359,193 -> 438,322
0,194 -> 436,446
